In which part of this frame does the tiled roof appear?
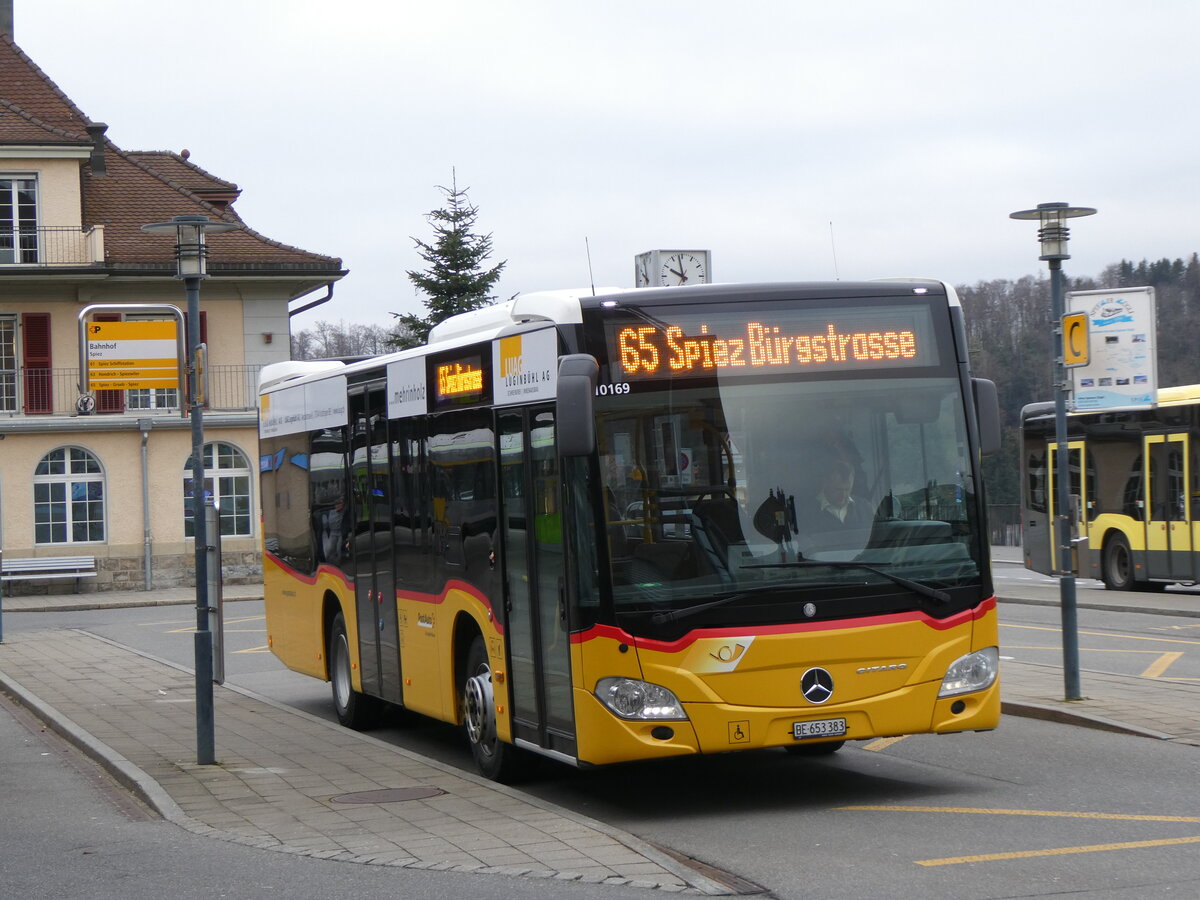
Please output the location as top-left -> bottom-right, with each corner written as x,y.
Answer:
126,151 -> 239,196
91,145 -> 340,268
0,31 -> 90,142
1,32 -> 343,274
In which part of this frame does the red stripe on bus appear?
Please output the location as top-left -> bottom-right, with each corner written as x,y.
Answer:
569,596 -> 996,652
264,553 -> 501,629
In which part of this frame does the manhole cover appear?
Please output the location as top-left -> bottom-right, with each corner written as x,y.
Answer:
330,786 -> 446,804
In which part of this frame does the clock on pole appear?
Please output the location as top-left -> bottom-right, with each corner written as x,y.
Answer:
635,250 -> 711,287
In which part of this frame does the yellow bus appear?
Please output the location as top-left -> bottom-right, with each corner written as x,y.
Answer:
1021,383 -> 1200,591
258,281 -> 1002,781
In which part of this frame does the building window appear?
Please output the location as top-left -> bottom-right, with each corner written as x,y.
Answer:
184,441 -> 253,538
0,316 -> 15,411
1,176 -> 39,264
128,385 -> 180,410
34,447 -> 105,544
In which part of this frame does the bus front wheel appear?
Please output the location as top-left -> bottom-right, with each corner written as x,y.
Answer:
1102,535 -> 1135,591
463,635 -> 524,782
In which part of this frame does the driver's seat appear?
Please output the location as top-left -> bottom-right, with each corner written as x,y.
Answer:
691,498 -> 745,579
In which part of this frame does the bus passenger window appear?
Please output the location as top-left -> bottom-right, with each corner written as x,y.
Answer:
1122,455 -> 1144,522
1026,448 -> 1047,514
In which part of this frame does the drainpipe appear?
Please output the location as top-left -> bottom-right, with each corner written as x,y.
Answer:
139,418 -> 153,590
288,283 -> 335,318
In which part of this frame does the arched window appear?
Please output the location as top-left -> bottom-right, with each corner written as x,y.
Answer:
183,442 -> 253,538
34,447 -> 105,544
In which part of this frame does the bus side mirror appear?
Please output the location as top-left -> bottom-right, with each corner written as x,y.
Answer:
972,377 -> 1001,456
557,354 -> 599,457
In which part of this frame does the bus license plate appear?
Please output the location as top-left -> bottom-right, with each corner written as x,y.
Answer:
793,718 -> 847,740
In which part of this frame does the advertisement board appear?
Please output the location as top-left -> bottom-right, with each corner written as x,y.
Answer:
1067,287 -> 1156,411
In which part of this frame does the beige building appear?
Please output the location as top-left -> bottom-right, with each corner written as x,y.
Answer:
0,22 -> 345,593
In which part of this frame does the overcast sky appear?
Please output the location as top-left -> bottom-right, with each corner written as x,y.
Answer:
15,1 -> 1200,331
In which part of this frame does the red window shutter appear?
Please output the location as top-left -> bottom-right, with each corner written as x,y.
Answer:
93,312 -> 125,413
21,312 -> 52,414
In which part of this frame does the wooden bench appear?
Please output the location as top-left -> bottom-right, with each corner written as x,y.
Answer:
1,555 -> 98,593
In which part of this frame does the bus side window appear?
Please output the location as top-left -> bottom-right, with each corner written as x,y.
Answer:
1026,447 -> 1047,514
1122,454 -> 1144,522
392,419 -> 433,591
1193,443 -> 1200,519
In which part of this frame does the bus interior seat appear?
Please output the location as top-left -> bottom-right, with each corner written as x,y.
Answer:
632,540 -> 696,580
691,498 -> 747,577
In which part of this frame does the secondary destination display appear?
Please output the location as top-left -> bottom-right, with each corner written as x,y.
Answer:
603,302 -> 938,380
430,351 -> 490,410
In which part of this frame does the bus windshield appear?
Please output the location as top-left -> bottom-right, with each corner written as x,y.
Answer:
594,373 -> 983,634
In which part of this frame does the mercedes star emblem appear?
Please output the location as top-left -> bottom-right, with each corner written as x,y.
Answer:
801,667 -> 834,704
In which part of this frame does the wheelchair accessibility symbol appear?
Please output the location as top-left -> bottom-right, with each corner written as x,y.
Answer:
728,721 -> 750,744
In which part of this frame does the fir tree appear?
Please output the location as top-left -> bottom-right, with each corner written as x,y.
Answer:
389,171 -> 506,349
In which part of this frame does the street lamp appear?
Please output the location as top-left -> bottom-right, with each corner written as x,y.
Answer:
1009,201 -> 1096,702
141,215 -> 239,765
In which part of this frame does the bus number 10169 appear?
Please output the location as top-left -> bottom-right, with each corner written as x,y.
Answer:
595,383 -> 631,396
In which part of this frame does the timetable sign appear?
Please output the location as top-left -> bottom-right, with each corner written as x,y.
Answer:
86,319 -> 181,390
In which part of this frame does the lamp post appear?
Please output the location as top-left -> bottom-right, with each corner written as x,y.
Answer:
141,215 -> 239,764
1009,201 -> 1096,701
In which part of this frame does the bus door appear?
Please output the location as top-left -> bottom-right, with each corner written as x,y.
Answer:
1046,441 -> 1087,574
1144,434 -> 1192,581
348,384 -> 402,704
498,406 -> 576,760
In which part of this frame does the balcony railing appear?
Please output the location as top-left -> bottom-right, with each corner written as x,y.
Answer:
0,365 -> 262,416
0,225 -> 105,266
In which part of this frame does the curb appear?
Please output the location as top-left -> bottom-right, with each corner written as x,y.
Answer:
0,670 -> 187,824
1001,700 -> 1174,741
1,595 -> 263,614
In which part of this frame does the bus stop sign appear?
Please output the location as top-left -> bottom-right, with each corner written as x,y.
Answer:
1062,312 -> 1089,367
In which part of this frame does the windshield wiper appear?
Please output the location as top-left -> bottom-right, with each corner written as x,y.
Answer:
743,561 -> 951,605
649,586 -> 793,625
648,561 -> 950,627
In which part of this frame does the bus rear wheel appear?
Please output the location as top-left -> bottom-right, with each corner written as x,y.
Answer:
1102,535 -> 1135,591
329,611 -> 379,729
463,635 -> 524,782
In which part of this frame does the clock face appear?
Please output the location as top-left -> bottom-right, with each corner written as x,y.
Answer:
635,253 -> 651,287
660,252 -> 707,286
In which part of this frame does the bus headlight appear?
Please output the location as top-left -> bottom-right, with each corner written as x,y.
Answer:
938,647 -> 999,697
595,677 -> 687,720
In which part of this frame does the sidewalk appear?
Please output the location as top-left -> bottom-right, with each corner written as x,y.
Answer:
0,564 -> 1197,893
989,543 -> 1200,746
0,627 -> 729,895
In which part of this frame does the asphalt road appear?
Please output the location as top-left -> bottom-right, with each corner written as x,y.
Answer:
5,580 -> 1200,899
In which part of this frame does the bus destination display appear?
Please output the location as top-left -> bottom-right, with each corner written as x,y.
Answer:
603,303 -> 938,381
430,352 -> 489,410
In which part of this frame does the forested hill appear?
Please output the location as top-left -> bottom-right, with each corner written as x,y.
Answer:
958,253 -> 1200,505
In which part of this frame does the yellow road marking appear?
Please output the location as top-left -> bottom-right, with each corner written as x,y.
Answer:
862,736 -> 908,752
1002,623 -> 1200,647
917,835 -> 1200,867
1005,644 -> 1168,654
233,645 -> 271,654
837,805 -> 1200,822
1141,651 -> 1184,678
167,626 -> 265,634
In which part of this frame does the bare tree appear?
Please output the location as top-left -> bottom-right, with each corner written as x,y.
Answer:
290,320 -> 394,360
